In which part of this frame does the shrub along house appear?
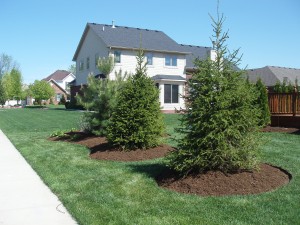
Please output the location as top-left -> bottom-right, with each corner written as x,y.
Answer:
71,22 -> 214,112
246,66 -> 300,91
43,70 -> 75,104
247,66 -> 300,127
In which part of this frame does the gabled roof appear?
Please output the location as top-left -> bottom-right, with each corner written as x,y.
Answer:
43,70 -> 74,82
48,79 -> 68,94
246,66 -> 300,86
179,44 -> 211,69
73,23 -> 190,61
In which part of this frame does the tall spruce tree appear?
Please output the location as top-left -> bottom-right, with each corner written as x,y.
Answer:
107,48 -> 164,150
167,12 -> 261,175
255,79 -> 271,126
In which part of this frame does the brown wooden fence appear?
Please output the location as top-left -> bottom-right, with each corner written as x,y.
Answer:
268,92 -> 300,116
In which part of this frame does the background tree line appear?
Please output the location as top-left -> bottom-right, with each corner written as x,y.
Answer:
0,53 -> 55,107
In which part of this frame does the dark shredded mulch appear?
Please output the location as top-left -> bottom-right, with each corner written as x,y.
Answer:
156,164 -> 291,196
49,132 -> 174,161
49,131 -> 291,196
261,126 -> 300,134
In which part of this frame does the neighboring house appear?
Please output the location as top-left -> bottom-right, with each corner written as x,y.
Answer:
43,70 -> 75,104
246,66 -> 300,90
72,22 -> 214,112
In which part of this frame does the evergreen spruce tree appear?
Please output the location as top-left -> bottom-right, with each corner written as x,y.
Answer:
255,79 -> 271,126
107,48 -> 164,150
273,81 -> 282,93
167,12 -> 261,175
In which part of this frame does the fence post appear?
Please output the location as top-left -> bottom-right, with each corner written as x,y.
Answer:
293,87 -> 297,116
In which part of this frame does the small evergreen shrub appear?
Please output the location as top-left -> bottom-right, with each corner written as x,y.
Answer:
59,94 -> 66,105
274,80 -> 295,93
65,99 -> 84,110
77,70 -> 127,136
107,49 -> 164,150
255,79 -> 271,126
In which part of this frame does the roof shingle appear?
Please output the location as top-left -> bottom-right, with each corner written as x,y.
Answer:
73,23 -> 190,61
178,44 -> 211,69
43,70 -> 73,82
246,66 -> 300,86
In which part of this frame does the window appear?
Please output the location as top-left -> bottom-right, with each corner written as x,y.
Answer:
86,57 -> 90,69
146,53 -> 153,65
114,51 -> 121,63
95,53 -> 99,67
65,82 -> 70,92
56,93 -> 62,102
79,60 -> 84,71
164,84 -> 179,103
165,55 -> 177,66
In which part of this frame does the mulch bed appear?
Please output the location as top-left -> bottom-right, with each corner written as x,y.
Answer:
156,164 -> 291,196
261,126 -> 300,134
49,130 -> 292,196
49,132 -> 174,161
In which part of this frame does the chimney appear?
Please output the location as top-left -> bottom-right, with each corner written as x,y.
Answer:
208,49 -> 217,61
112,20 -> 115,28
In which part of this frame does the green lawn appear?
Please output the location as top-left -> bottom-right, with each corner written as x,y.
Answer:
0,107 -> 299,225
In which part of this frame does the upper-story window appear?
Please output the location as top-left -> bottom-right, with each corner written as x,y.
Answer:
86,57 -> 90,69
95,53 -> 99,67
79,60 -> 84,71
114,51 -> 121,63
165,55 -> 177,67
146,53 -> 153,65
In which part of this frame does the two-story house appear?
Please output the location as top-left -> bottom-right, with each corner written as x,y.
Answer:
43,70 -> 75,104
72,22 -> 213,112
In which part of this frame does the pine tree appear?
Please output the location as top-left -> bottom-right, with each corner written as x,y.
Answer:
167,12 -> 261,175
77,68 -> 127,136
76,55 -> 126,136
107,48 -> 164,150
255,79 -> 270,126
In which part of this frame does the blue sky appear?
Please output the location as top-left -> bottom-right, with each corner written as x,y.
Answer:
1,0 -> 299,84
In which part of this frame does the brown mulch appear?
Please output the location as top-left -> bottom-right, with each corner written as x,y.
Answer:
49,132 -> 174,161
261,126 -> 300,134
156,164 -> 291,196
49,131 -> 291,196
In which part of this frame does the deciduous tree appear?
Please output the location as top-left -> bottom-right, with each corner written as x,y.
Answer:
0,79 -> 7,107
0,53 -> 19,78
29,80 -> 55,104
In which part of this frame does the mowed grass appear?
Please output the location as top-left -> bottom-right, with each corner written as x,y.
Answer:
0,107 -> 299,225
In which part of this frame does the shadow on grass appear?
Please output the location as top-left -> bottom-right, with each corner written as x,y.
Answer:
291,130 -> 300,135
127,162 -> 171,180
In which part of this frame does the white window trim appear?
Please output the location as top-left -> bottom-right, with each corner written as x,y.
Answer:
146,53 -> 154,66
164,84 -> 179,104
164,55 -> 178,68
114,50 -> 121,64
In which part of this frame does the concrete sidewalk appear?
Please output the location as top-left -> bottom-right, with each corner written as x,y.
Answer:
0,130 -> 77,225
